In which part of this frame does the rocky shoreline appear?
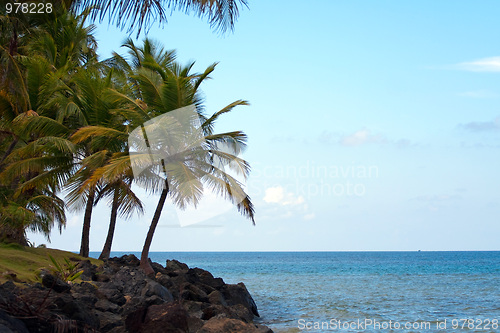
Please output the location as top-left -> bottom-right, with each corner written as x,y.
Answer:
0,255 -> 273,332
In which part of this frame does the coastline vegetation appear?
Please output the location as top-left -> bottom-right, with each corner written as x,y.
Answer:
0,0 -> 253,275
0,242 -> 100,284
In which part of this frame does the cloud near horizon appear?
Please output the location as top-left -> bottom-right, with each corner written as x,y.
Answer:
340,129 -> 386,146
460,116 -> 500,132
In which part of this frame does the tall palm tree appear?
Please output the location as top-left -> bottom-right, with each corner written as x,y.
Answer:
102,39 -> 254,274
97,178 -> 143,260
70,119 -> 145,260
59,67 -> 130,257
0,8 -> 95,244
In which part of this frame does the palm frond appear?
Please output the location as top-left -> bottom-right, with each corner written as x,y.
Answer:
202,99 -> 249,133
70,0 -> 248,37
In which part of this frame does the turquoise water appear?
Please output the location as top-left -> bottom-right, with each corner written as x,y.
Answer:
91,252 -> 500,332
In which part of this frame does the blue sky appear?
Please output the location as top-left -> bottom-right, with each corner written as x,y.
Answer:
30,1 -> 500,251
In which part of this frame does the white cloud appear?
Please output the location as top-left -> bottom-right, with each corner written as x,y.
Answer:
340,130 -> 386,146
263,186 -> 284,203
455,56 -> 500,72
263,186 -> 304,206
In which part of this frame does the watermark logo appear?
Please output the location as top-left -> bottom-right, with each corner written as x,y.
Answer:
128,105 -> 247,227
250,161 -> 379,200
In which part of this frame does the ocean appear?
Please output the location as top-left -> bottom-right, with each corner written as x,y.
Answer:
90,251 -> 500,332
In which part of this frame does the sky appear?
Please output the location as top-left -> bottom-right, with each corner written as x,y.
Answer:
29,1 -> 500,252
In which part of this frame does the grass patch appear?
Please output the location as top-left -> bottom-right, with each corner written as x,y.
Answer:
0,243 -> 101,284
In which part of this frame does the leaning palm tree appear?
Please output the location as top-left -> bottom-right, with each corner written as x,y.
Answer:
100,39 -> 254,274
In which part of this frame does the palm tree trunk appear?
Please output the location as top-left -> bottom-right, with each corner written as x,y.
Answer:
79,188 -> 95,257
98,188 -> 119,260
0,137 -> 18,170
140,181 -> 169,275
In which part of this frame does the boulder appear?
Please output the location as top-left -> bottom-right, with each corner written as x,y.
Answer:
151,261 -> 168,275
125,306 -> 148,332
96,310 -> 122,332
95,299 -> 122,313
201,303 -> 253,323
181,300 -> 207,319
77,259 -> 96,281
197,317 -> 264,333
0,309 -> 29,333
141,303 -> 189,333
166,259 -> 189,272
207,290 -> 227,306
191,268 -> 225,290
97,286 -> 127,306
53,294 -> 100,330
180,283 -> 208,303
141,280 -> 174,303
70,282 -> 98,307
40,271 -> 70,293
221,283 -> 259,317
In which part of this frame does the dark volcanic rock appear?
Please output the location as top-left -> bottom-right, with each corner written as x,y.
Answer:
197,317 -> 264,333
180,283 -> 209,303
0,254 -> 273,333
98,286 -> 127,306
166,259 -> 189,272
77,259 -> 97,281
141,280 -> 173,302
40,271 -> 70,293
53,294 -> 100,328
140,303 -> 189,333
222,282 -> 260,317
0,309 -> 29,333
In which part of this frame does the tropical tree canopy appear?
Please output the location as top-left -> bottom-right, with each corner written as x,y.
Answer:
0,1 -> 254,272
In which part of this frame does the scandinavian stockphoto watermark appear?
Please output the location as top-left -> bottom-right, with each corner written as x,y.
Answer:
250,161 -> 379,199
128,105 -> 247,227
297,318 -> 499,331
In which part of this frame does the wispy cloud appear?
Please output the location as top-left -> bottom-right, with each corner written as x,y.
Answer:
319,129 -> 414,148
460,116 -> 500,132
339,129 -> 386,146
411,194 -> 462,212
454,56 -> 500,72
458,90 -> 498,99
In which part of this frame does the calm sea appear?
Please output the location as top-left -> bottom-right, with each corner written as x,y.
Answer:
90,251 -> 500,332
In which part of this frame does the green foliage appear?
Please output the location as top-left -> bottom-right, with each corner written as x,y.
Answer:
0,242 -> 24,250
1,2 -> 254,261
48,255 -> 83,282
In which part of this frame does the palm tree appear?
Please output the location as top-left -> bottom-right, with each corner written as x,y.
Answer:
70,120 -> 145,260
59,67 -> 130,257
103,39 -> 254,274
0,8 -> 96,244
97,178 -> 143,260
